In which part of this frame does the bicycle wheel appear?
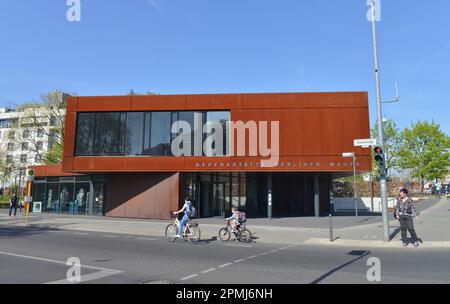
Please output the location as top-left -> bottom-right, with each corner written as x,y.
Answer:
165,223 -> 178,242
238,228 -> 252,243
188,225 -> 201,244
218,228 -> 231,242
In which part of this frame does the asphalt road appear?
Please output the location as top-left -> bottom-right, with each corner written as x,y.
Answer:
1,225 -> 450,284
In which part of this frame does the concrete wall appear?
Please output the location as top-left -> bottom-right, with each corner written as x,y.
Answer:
333,197 -> 397,213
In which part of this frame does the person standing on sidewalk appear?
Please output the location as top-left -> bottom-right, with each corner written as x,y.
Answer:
435,182 -> 442,199
8,192 -> 18,217
394,188 -> 420,247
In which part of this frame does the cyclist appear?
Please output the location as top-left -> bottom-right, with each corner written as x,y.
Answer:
225,207 -> 241,233
173,197 -> 193,238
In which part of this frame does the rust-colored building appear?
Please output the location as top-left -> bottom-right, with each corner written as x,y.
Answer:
32,92 -> 371,219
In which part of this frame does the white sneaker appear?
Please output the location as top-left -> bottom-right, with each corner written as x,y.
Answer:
174,234 -> 181,238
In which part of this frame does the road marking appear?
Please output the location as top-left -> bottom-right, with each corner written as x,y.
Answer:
201,268 -> 217,274
0,251 -> 121,272
46,270 -> 122,284
279,247 -> 288,250
224,244 -> 253,248
259,252 -> 269,256
247,255 -> 257,259
180,274 -> 198,281
218,263 -> 232,268
269,250 -> 278,253
102,235 -> 119,238
135,237 -> 157,241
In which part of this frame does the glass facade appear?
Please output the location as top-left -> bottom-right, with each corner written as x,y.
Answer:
75,111 -> 230,157
32,176 -> 105,216
183,172 -> 253,218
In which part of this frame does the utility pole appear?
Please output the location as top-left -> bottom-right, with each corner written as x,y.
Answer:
370,0 -> 390,242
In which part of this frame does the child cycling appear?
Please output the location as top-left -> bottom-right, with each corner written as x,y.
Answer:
225,207 -> 243,233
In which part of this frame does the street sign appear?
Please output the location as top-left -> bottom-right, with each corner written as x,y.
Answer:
354,138 -> 377,148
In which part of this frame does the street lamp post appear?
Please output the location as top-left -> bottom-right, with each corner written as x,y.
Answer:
343,152 -> 357,217
370,0 -> 390,242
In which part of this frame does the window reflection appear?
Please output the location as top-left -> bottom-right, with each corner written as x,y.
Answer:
149,112 -> 171,156
126,112 -> 145,156
75,110 -> 230,157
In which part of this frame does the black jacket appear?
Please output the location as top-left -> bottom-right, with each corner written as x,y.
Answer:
10,196 -> 18,206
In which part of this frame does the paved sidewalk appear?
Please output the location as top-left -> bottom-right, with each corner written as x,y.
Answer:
305,198 -> 450,249
1,198 -> 448,248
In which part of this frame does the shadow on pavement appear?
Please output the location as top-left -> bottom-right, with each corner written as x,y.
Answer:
310,250 -> 371,284
0,225 -> 62,240
197,236 -> 218,245
389,227 -> 401,240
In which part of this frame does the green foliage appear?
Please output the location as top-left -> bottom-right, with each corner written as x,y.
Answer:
397,121 -> 450,186
44,144 -> 63,164
127,89 -> 159,95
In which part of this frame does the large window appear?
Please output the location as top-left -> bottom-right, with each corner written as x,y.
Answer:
75,112 -> 126,156
75,111 -> 230,157
94,112 -> 126,155
125,112 -> 145,156
149,112 -> 172,156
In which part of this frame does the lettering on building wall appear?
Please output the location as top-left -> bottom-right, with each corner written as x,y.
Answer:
171,114 -> 280,168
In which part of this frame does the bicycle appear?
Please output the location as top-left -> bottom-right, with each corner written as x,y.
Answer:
165,211 -> 201,244
218,220 -> 252,243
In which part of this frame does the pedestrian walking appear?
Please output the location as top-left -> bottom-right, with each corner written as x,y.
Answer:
8,192 -> 18,217
435,182 -> 442,199
394,188 -> 420,247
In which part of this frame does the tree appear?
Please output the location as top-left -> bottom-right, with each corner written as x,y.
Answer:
397,121 -> 450,193
0,146 -> 12,198
127,89 -> 159,95
371,119 -> 401,180
15,91 -> 69,165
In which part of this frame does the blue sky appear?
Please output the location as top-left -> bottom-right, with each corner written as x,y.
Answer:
0,0 -> 449,134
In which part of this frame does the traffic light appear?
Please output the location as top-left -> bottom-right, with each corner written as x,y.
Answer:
374,146 -> 384,167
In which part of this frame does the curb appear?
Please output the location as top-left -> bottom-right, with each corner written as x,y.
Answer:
303,238 -> 450,249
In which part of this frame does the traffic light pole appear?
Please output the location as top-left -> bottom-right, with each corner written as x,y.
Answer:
370,0 -> 390,242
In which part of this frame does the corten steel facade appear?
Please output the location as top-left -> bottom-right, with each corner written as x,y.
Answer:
33,92 -> 372,220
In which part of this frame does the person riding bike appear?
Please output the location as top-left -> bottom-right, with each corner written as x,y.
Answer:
173,197 -> 194,238
225,207 -> 241,233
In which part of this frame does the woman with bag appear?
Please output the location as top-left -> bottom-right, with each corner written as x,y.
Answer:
394,188 -> 420,247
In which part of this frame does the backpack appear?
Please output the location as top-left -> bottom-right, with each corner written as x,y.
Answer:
186,201 -> 196,218
238,211 -> 246,224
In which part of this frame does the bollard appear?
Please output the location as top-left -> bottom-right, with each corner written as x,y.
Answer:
329,190 -> 334,242
329,214 -> 333,242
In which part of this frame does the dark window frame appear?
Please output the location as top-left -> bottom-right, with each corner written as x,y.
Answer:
74,110 -> 230,157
